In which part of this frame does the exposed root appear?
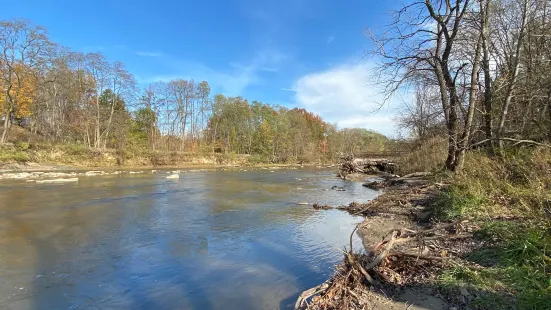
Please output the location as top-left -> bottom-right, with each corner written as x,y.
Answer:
295,220 -> 470,309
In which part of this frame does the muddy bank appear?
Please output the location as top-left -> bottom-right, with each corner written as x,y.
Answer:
301,174 -> 481,310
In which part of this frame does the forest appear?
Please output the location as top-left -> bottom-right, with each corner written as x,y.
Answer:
372,0 -> 551,171
0,19 -> 389,166
361,0 -> 551,308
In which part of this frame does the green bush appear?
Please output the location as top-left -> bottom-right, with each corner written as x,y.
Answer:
17,141 -> 30,150
0,146 -> 29,163
62,144 -> 90,156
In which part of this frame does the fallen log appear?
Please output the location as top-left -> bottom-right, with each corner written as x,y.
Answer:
338,155 -> 397,179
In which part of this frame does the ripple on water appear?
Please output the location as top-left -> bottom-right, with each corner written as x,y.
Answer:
0,168 -> 379,310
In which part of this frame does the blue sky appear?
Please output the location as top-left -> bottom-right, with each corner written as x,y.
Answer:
2,0 -> 404,136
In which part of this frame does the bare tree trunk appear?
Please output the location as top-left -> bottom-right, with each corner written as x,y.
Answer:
455,35 -> 483,171
434,60 -> 455,169
481,0 -> 494,154
181,101 -> 188,152
95,96 -> 101,148
102,91 -> 117,149
1,88 -> 14,143
1,113 -> 10,143
548,91 -> 551,142
497,0 -> 528,151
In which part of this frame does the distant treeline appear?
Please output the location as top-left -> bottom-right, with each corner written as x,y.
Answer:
0,19 -> 388,163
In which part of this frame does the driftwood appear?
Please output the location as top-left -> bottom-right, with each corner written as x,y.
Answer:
362,172 -> 432,190
338,155 -> 397,179
294,220 -> 470,310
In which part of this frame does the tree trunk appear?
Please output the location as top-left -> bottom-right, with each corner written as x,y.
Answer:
548,91 -> 551,142
95,96 -> 101,148
497,0 -> 528,152
102,92 -> 117,149
481,0 -> 494,154
1,112 -> 11,143
454,35 -> 483,171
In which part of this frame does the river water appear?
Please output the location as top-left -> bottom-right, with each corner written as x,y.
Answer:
0,168 -> 378,310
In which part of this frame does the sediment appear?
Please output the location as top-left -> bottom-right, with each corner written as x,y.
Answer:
300,174 -> 482,310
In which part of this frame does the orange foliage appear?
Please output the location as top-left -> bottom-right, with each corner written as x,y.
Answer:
1,63 -> 37,118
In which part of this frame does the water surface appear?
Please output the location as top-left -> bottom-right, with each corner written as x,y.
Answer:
0,168 -> 378,310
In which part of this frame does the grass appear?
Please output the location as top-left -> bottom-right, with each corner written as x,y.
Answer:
438,221 -> 551,309
424,147 -> 551,309
0,140 -> 277,167
0,143 -> 30,163
431,185 -> 487,220
396,136 -> 448,175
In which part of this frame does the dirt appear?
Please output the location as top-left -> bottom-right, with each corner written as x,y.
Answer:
0,162 -> 75,172
299,174 -> 464,310
351,288 -> 448,310
356,214 -> 450,310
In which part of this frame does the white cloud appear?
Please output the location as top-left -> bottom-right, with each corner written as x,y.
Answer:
136,51 -> 163,57
141,49 -> 287,96
327,36 -> 335,44
291,61 -> 405,136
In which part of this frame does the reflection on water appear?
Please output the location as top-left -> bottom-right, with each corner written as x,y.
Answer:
0,168 -> 378,310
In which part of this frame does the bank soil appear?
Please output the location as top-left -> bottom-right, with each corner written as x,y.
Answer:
301,174 -> 482,310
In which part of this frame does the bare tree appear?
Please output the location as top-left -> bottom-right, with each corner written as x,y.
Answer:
495,0 -> 530,151
101,61 -> 135,148
368,0 -> 483,170
84,52 -> 110,148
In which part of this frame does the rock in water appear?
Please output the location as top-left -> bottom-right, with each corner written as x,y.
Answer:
166,174 -> 179,179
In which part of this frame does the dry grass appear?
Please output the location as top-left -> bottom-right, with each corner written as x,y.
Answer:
428,148 -> 551,309
396,136 -> 448,175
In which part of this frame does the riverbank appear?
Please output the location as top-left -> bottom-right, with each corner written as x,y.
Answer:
0,142 -> 338,172
300,148 -> 551,310
0,142 -> 337,173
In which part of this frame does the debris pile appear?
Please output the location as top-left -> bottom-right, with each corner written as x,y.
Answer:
338,155 -> 397,179
295,220 -> 474,310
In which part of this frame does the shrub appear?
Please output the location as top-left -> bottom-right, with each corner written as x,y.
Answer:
62,144 -> 90,156
436,147 -> 551,309
0,144 -> 29,163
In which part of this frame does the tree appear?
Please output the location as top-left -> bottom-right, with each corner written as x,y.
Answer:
0,19 -> 53,143
102,61 -> 135,148
369,0 -> 483,170
85,52 -> 110,148
130,107 -> 157,148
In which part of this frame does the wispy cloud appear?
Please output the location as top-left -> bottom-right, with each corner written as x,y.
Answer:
136,51 -> 163,57
289,60 -> 407,136
140,49 -> 288,96
327,36 -> 335,44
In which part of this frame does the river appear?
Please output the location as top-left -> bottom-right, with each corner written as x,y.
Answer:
0,167 -> 378,310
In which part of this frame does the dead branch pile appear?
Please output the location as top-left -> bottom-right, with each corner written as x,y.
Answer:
362,172 -> 433,190
295,220 -> 471,310
338,155 -> 397,179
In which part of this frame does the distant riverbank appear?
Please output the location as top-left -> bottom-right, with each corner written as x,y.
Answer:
0,142 -> 336,173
